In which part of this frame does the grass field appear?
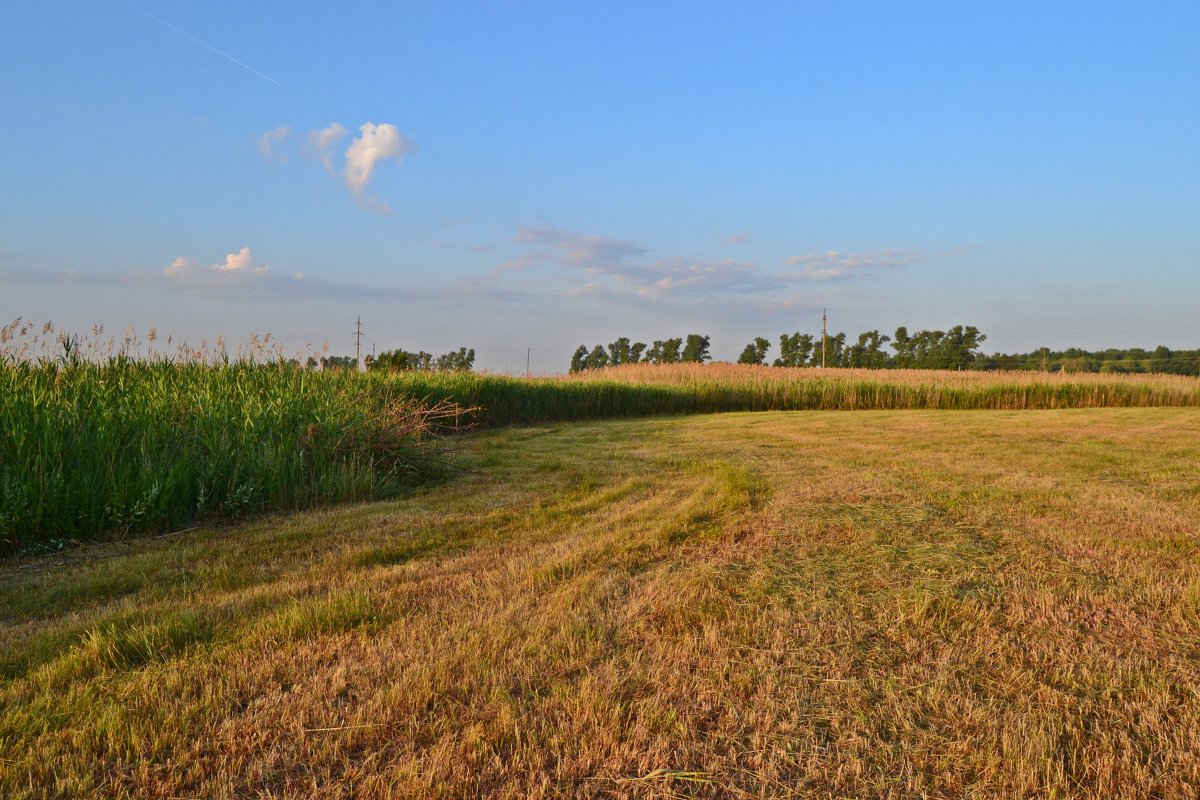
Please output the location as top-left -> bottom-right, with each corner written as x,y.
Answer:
3,408 -> 1199,798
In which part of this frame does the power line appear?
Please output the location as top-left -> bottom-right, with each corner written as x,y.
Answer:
353,317 -> 364,370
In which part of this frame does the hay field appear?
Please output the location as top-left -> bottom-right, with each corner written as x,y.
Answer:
2,409 -> 1199,798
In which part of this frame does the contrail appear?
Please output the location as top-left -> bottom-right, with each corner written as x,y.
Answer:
139,9 -> 279,85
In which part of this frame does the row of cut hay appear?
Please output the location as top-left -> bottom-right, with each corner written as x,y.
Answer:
0,360 -> 466,552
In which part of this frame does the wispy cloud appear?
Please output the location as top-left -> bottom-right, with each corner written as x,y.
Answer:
258,125 -> 291,160
304,123 -> 348,171
726,232 -> 753,245
493,225 -> 815,311
4,250 -> 445,304
499,226 -> 648,273
782,249 -> 927,281
489,225 -> 958,317
343,122 -> 415,212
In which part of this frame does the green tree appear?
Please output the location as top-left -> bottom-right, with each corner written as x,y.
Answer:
847,330 -> 892,368
569,345 -> 589,373
368,347 -> 473,372
773,333 -> 814,367
646,338 -> 683,363
607,337 -> 633,365
313,355 -> 357,371
811,332 -> 846,367
681,334 -> 711,363
737,336 -> 771,365
940,325 -> 987,370
585,345 -> 609,370
434,347 -> 475,371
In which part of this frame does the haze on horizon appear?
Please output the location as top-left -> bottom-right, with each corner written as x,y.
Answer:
2,1 -> 1197,373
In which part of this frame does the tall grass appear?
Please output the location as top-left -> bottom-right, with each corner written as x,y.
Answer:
384,363 -> 1200,425
0,359 -> 466,553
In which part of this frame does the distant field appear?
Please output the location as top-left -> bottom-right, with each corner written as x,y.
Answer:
3,409 -> 1198,798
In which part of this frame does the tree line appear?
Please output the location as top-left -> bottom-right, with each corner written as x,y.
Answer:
979,346 -> 1200,375
569,326 -> 986,371
736,325 -> 988,370
569,335 -> 712,371
570,326 -> 1200,375
311,347 -> 476,372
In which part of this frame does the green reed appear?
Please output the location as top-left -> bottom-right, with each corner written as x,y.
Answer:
0,359 -> 462,552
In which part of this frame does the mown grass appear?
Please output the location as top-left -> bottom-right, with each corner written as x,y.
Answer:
2,409 -> 1198,798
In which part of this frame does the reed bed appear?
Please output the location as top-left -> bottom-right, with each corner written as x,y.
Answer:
0,360 -> 467,553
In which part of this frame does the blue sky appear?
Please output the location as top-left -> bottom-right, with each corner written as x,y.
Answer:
3,1 -> 1198,371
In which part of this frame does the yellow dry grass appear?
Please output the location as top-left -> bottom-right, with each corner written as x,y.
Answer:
564,361 -> 1200,400
2,408 -> 1199,798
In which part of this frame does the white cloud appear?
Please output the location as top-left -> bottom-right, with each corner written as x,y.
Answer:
163,247 -> 271,291
163,256 -> 194,278
213,246 -> 267,274
258,125 -> 291,160
272,121 -> 414,210
344,122 -> 413,210
726,232 -> 753,245
304,122 -> 347,171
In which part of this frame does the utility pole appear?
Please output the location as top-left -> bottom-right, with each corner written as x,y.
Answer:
353,317 -> 365,371
526,347 -> 531,378
822,308 -> 828,369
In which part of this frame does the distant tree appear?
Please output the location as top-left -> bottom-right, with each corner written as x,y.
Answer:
774,333 -> 814,367
572,339 -> 648,371
737,336 -> 771,365
607,337 -> 633,365
312,354 -> 357,371
645,338 -> 683,364
681,334 -> 711,363
434,347 -> 475,371
847,330 -> 892,368
940,325 -> 987,370
812,332 -> 847,367
368,347 -> 474,372
585,345 -> 609,370
569,345 -> 589,373
892,326 -> 913,368
891,325 -> 985,370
